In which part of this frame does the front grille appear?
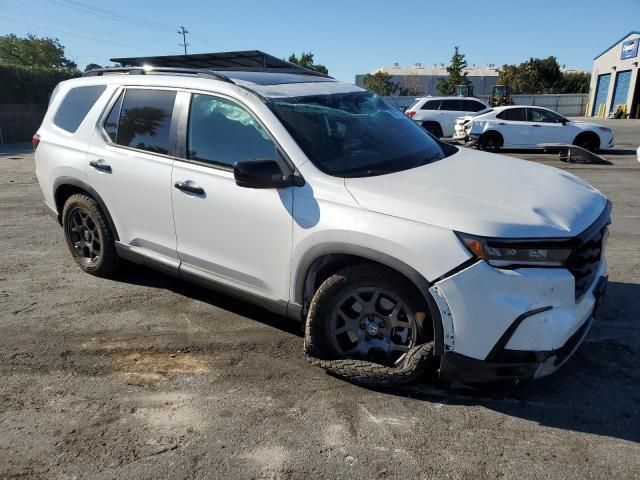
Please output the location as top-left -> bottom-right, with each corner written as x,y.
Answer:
567,226 -> 606,301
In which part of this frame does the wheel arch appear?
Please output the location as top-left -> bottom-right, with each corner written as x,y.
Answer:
573,130 -> 600,150
421,120 -> 443,138
294,244 -> 445,355
53,177 -> 119,241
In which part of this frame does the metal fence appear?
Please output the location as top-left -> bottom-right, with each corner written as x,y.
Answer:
382,94 -> 590,117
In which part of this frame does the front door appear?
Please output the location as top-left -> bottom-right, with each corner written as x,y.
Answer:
528,108 -> 572,146
171,92 -> 294,302
86,86 -> 180,264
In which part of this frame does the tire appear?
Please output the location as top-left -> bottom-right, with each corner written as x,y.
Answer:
478,131 -> 503,152
61,193 -> 118,277
573,132 -> 600,152
304,264 -> 435,386
422,122 -> 443,139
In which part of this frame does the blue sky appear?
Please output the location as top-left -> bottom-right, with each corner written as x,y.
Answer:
1,0 -> 639,81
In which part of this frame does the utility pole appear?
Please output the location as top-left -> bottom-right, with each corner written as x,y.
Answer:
178,26 -> 189,55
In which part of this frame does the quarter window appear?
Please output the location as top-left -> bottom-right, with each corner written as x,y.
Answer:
186,94 -> 277,168
104,89 -> 176,155
54,85 -> 106,133
421,100 -> 441,110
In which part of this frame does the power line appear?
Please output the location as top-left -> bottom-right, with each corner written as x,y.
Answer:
0,15 -> 172,54
43,0 -> 176,32
178,26 -> 189,55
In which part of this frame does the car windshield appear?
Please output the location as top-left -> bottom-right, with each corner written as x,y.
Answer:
268,91 -> 457,177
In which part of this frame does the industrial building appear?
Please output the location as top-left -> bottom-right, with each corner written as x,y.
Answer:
355,64 -> 500,97
589,31 -> 640,118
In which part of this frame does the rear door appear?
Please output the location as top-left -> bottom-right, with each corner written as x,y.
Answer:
528,108 -> 573,145
170,92 -> 294,302
494,108 -> 532,146
86,86 -> 180,265
437,99 -> 464,137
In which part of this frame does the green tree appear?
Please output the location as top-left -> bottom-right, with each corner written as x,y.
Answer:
497,56 -> 564,94
558,71 -> 591,93
288,51 -> 328,75
0,34 -> 78,71
362,71 -> 400,96
437,46 -> 470,96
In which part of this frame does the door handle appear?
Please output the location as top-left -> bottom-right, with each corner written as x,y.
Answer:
532,124 -> 542,128
89,159 -> 112,173
174,181 -> 205,196
498,122 -> 507,125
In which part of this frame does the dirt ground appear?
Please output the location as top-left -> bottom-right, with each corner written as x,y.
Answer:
1,121 -> 639,479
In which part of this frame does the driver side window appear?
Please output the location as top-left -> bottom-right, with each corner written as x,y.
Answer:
186,94 -> 277,168
529,108 -> 562,123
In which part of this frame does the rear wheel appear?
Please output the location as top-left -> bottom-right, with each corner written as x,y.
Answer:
573,132 -> 600,152
478,131 -> 503,152
422,122 -> 443,139
62,193 -> 118,276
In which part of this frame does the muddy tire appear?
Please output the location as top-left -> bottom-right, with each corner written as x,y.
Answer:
62,193 -> 118,277
304,264 -> 435,387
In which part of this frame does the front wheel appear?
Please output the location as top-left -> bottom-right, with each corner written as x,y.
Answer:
573,133 -> 600,152
304,265 -> 435,386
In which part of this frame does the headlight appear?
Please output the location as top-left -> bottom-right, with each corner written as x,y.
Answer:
598,127 -> 611,132
456,232 -> 572,267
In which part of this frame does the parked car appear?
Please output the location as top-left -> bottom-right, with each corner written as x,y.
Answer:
454,106 -> 615,152
405,96 -> 488,138
34,65 -> 610,386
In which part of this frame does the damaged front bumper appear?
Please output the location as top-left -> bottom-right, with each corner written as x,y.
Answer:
436,275 -> 608,384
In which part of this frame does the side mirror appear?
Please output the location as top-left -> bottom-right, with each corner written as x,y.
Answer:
234,159 -> 302,189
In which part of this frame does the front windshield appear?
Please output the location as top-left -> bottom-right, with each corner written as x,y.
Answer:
268,91 -> 457,177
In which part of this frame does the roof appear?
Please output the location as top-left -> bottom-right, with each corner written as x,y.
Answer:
110,50 -> 331,78
594,31 -> 640,60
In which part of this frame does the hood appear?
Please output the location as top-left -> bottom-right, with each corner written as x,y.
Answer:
569,120 -> 608,130
345,149 -> 607,238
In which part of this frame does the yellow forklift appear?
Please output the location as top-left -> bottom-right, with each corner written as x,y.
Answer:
487,84 -> 513,107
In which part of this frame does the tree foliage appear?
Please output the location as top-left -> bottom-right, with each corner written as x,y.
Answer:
0,34 -> 78,71
288,51 -> 328,75
497,57 -> 587,94
437,46 -> 470,96
0,34 -> 80,103
362,71 -> 399,96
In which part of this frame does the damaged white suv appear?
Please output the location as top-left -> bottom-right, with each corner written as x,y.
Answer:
34,60 -> 610,386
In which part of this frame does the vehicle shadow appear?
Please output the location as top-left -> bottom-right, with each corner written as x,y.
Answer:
390,280 -> 640,444
110,264 -> 640,444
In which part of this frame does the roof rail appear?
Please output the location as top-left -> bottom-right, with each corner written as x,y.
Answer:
83,66 -> 235,83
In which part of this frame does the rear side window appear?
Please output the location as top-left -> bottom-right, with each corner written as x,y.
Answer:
439,99 -> 462,111
53,85 -> 106,133
497,108 -> 527,121
421,100 -> 441,110
461,100 -> 485,112
186,93 -> 276,168
104,89 -> 177,155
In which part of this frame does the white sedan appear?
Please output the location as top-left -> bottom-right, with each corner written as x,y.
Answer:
454,106 -> 615,152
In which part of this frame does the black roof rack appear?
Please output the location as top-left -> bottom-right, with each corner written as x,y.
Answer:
83,66 -> 234,83
109,50 -> 331,78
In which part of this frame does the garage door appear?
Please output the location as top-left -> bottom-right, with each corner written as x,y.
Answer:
592,73 -> 611,116
610,70 -> 632,113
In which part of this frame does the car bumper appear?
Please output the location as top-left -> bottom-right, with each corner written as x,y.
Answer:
438,275 -> 607,384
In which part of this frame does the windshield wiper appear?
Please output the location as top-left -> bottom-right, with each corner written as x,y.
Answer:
341,168 -> 396,178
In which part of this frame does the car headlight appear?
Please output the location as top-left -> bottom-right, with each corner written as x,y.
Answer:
456,232 -> 572,267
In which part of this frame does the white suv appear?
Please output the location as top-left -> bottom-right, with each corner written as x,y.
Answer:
34,65 -> 610,386
405,96 -> 488,138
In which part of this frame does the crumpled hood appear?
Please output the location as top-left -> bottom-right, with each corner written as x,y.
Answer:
345,149 -> 608,238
